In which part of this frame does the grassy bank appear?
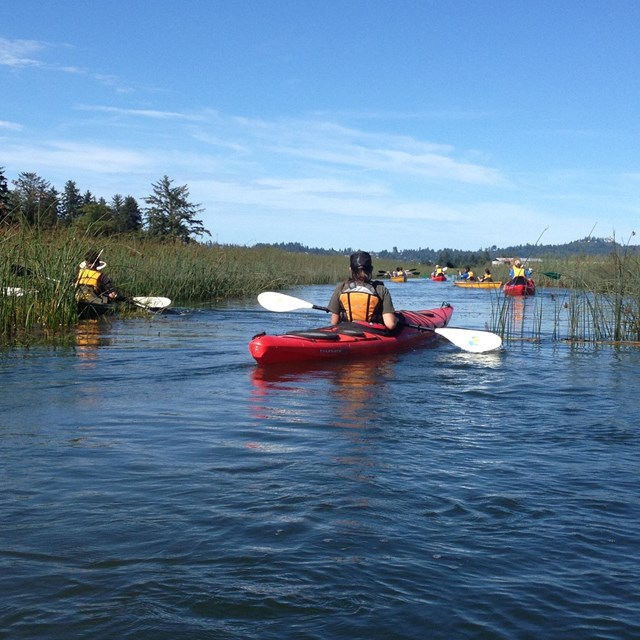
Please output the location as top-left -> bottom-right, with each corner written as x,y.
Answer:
0,228 -> 353,344
2,228 -> 639,345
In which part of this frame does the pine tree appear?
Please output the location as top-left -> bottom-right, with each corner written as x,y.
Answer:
61,180 -> 83,223
144,175 -> 210,242
11,172 -> 59,227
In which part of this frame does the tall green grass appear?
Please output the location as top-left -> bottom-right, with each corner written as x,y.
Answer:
0,227 -> 350,344
489,245 -> 640,344
2,228 -> 639,345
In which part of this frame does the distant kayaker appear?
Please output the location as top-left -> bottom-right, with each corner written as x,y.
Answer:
328,251 -> 398,330
479,268 -> 493,282
75,249 -> 118,305
433,265 -> 445,278
459,266 -> 476,281
508,259 -> 532,284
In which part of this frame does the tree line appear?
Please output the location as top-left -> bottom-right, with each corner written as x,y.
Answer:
0,168 -> 210,242
258,236 -> 638,266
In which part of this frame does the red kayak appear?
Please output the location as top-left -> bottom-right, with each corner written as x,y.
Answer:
431,274 -> 447,281
503,278 -> 536,296
250,304 -> 454,365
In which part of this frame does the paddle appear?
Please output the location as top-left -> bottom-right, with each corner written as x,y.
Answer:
257,292 -> 502,353
542,271 -> 561,280
117,295 -> 172,311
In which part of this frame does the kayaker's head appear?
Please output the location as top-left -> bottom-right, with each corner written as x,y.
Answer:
350,251 -> 373,281
514,259 -> 522,267
84,249 -> 101,268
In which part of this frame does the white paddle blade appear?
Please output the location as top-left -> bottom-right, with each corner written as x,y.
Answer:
435,328 -> 502,353
132,296 -> 171,310
2,286 -> 25,296
257,292 -> 313,312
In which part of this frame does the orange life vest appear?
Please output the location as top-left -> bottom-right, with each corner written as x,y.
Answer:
339,282 -> 382,322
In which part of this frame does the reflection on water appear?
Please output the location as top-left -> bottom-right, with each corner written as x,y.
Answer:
74,319 -> 111,366
250,357 -> 396,429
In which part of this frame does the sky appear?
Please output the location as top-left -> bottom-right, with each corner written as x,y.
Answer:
1,0 -> 639,252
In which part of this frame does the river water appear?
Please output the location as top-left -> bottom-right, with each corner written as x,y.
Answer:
1,281 -> 638,639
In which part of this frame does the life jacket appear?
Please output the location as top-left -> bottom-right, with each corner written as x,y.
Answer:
339,281 -> 383,322
75,267 -> 103,302
435,268 -> 444,276
512,265 -> 525,279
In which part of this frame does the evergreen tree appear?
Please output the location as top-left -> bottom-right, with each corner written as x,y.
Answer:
74,200 -> 117,235
144,175 -> 210,242
120,195 -> 142,232
0,166 -> 9,222
60,180 -> 83,223
11,172 -> 59,227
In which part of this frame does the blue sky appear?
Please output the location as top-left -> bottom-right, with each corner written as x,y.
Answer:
2,0 -> 639,251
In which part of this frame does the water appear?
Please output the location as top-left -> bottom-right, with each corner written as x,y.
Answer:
1,281 -> 638,639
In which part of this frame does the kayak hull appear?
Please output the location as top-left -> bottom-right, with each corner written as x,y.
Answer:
250,306 -> 453,365
77,300 -> 116,319
390,275 -> 407,282
503,279 -> 536,296
430,274 -> 447,281
250,305 -> 454,365
454,281 -> 502,289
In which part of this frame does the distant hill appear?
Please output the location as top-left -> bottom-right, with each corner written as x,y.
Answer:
254,236 -> 639,266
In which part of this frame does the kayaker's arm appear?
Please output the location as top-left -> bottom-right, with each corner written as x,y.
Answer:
383,312 -> 398,330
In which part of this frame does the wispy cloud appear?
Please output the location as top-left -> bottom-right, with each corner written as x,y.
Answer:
0,119 -> 23,131
0,37 -> 131,92
76,105 -> 206,121
0,37 -> 48,68
2,140 -> 148,173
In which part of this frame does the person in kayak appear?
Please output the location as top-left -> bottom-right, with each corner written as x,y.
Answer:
458,266 -> 476,281
75,249 -> 119,305
433,265 -> 446,278
479,268 -> 493,282
328,251 -> 398,330
508,259 -> 532,284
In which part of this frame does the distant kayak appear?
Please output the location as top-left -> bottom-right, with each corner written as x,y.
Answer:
430,274 -> 447,281
249,304 -> 454,365
454,281 -> 501,289
390,275 -> 408,283
503,279 -> 536,296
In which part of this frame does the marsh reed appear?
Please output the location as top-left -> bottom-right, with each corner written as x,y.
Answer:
489,244 -> 640,344
2,227 -> 639,346
0,228 -> 348,344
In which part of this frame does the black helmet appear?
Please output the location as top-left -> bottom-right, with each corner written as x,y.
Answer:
350,251 -> 373,274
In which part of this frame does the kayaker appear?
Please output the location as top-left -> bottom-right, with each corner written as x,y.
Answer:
459,266 -> 476,281
433,265 -> 445,278
508,259 -> 532,284
328,251 -> 398,330
75,249 -> 119,305
479,268 -> 493,282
